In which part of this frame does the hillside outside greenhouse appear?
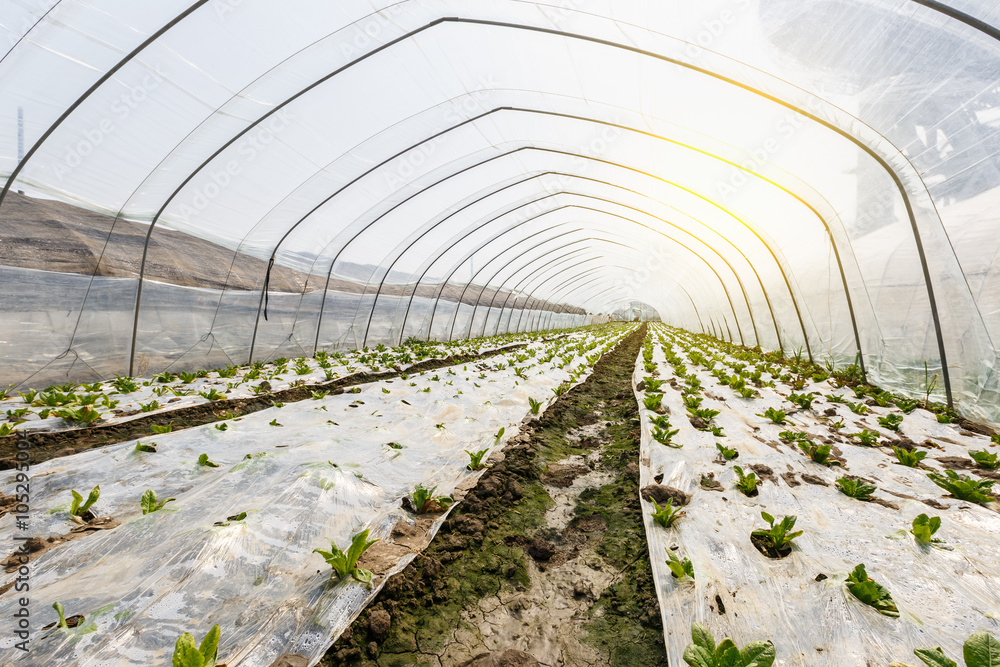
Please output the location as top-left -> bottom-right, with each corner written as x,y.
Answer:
0,2 -> 999,666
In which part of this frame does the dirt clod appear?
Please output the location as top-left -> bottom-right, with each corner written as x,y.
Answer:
640,484 -> 690,506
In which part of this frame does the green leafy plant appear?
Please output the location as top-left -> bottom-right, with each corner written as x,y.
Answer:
171,624 -> 221,667
134,441 -> 157,453
716,443 -> 738,460
70,485 -> 100,516
787,392 -> 815,410
528,397 -> 542,415
836,477 -> 876,500
969,449 -> 1000,470
653,425 -> 681,447
198,388 -> 225,402
466,449 -> 490,471
198,453 -> 220,468
682,622 -> 775,667
112,375 -> 139,393
751,512 -> 803,556
650,498 -> 685,529
269,419 -> 282,427
913,630 -> 1000,667
798,440 -> 837,466
644,393 -> 664,411
895,398 -> 919,414
733,466 -> 758,495
644,377 -> 663,392
689,407 -> 720,422
140,400 -> 160,413
850,429 -> 881,446
830,418 -> 846,430
650,415 -> 671,429
847,401 -> 868,415
150,424 -> 173,434
927,470 -> 994,504
709,425 -> 726,438
666,549 -> 694,580
683,395 -> 703,409
178,371 -> 198,384
893,446 -> 927,467
910,513 -> 942,544
141,489 -> 176,514
845,563 -> 898,617
52,601 -> 69,630
937,413 -> 956,424
313,529 -> 379,583
878,413 -> 904,432
214,423 -> 228,431
0,423 -> 22,436
408,484 -> 453,514
759,407 -> 786,425
55,406 -> 103,424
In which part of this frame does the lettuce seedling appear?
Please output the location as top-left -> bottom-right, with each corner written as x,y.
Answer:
836,477 -> 876,500
850,429 -> 881,446
914,630 -> 1000,667
150,424 -> 173,434
682,622 -> 776,667
171,623 -> 221,667
759,407 -> 786,425
787,392 -> 815,410
134,441 -> 157,453
716,443 -> 738,460
937,412 -> 955,424
314,529 -> 379,584
893,446 -> 926,467
751,512 -> 802,555
140,400 -> 160,413
927,470 -> 994,504
141,489 -> 176,514
0,423 -> 21,436
910,514 -> 942,544
70,485 -> 100,516
55,406 -> 102,424
650,415 -> 671,429
969,449 -> 1000,470
198,454 -> 220,468
644,377 -> 663,392
895,398 -> 919,413
847,401 -> 868,415
653,426 -> 681,447
878,413 -> 904,431
709,425 -> 726,437
779,430 -> 808,443
650,498 -> 685,529
798,441 -> 837,466
112,375 -> 139,393
734,466 -> 759,495
845,563 -> 898,617
737,386 -> 756,399
198,388 -> 225,401
666,549 -> 694,580
528,397 -> 542,415
683,395 -> 703,409
644,393 -> 664,411
178,372 -> 198,384
466,449 -> 490,471
408,484 -> 453,514
689,407 -> 720,421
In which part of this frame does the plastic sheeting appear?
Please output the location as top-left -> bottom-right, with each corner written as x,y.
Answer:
636,323 -> 1000,665
0,324 -> 637,665
2,1 -> 1000,424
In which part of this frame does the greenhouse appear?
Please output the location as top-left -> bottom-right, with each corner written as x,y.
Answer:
0,1 -> 998,665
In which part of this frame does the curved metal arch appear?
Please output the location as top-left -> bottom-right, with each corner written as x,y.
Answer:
433,196 -> 749,347
450,185 -> 750,346
515,267 -> 620,333
446,230 -> 638,341
404,199 -> 744,348
266,105 -> 810,363
6,13 -> 952,397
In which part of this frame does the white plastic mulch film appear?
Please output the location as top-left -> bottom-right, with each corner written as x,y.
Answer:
0,325 -> 637,665
636,323 -> 1000,664
0,1 -> 999,425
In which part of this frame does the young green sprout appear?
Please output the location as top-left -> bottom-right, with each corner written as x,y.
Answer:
528,397 -> 542,415
798,440 -> 837,466
877,413 -> 903,432
716,442 -> 738,461
969,449 -> 1000,470
197,453 -> 220,468
652,426 -> 681,448
845,563 -> 898,617
892,446 -> 926,467
465,449 -> 490,471
644,393 -> 664,411
408,484 -> 453,514
171,624 -> 221,667
314,529 -> 379,584
681,622 -> 776,667
910,514 -> 942,544
787,392 -> 815,410
649,498 -> 685,529
927,470 -> 994,504
849,429 -> 881,446
751,512 -> 802,558
759,407 -> 786,425
666,549 -> 694,580
69,485 -> 100,517
913,631 -> 1000,667
836,477 -> 876,500
141,489 -> 176,514
733,466 -> 759,496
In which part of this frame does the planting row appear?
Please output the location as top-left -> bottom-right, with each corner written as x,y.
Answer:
0,323 -> 638,665
635,323 -> 999,666
0,326 -> 596,436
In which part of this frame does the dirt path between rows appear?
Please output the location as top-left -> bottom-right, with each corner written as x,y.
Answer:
324,325 -> 666,667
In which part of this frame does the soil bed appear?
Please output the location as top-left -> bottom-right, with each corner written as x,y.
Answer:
324,325 -> 666,666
